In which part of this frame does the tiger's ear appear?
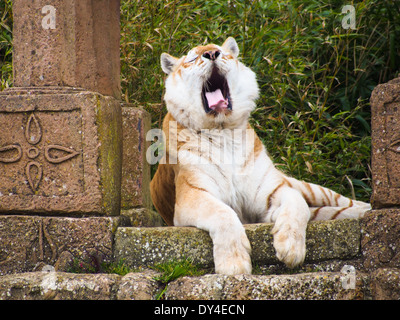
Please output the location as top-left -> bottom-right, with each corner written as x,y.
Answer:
222,37 -> 239,58
161,53 -> 179,74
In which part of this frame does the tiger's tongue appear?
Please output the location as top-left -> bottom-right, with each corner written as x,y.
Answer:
205,89 -> 228,110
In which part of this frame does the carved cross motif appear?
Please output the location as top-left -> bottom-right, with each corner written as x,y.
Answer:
0,113 -> 80,191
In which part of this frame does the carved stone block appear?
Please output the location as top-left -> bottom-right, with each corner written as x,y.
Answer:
361,209 -> 400,272
0,215 -> 128,275
0,88 -> 122,215
371,77 -> 400,208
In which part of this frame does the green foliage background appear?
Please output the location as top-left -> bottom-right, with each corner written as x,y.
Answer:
2,0 -> 400,202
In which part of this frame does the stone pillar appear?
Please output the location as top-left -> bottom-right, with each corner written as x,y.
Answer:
12,0 -> 121,99
370,77 -> 400,208
361,77 -> 400,275
0,0 -> 155,274
0,0 -> 122,216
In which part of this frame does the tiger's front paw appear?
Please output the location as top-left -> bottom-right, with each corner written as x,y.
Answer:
213,231 -> 252,275
272,223 -> 306,268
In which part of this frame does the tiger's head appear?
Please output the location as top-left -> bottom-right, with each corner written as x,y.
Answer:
161,37 -> 259,131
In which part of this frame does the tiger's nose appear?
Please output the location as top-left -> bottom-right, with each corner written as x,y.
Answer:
203,49 -> 220,61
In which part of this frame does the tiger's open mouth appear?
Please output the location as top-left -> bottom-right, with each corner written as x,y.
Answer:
201,67 -> 232,114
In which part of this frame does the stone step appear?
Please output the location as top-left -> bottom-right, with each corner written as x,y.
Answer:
114,219 -> 361,272
163,271 -> 369,300
2,268 -> 399,300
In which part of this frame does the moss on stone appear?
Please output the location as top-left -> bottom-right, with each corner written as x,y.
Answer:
94,93 -> 123,216
114,219 -> 362,271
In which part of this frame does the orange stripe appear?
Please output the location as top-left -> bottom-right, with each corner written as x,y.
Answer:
285,178 -> 293,188
182,176 -> 208,194
302,182 -> 315,206
312,207 -> 324,220
320,187 -> 329,206
266,181 -> 285,211
334,193 -> 341,206
332,207 -> 348,219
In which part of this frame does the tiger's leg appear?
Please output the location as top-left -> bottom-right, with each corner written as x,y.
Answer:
266,184 -> 311,268
173,173 -> 252,275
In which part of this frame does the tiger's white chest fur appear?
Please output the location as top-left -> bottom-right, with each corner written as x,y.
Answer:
172,121 -> 274,219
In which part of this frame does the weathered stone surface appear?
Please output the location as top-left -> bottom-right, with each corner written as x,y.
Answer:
0,271 -> 120,300
0,215 -> 128,275
114,226 -> 214,269
164,274 -> 226,300
3,268 -> 400,300
121,208 -> 164,227
116,270 -> 162,300
165,272 -> 368,300
247,219 -> 361,265
370,268 -> 400,300
115,219 -> 362,270
0,88 -> 122,215
361,209 -> 400,271
121,106 -> 152,210
0,270 -> 163,300
13,0 -> 121,99
370,77 -> 400,208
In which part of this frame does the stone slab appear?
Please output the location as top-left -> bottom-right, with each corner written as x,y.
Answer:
0,88 -> 122,216
121,208 -> 164,227
116,270 -> 162,300
121,106 -> 152,209
13,0 -> 121,99
164,272 -> 368,300
0,270 -> 161,300
114,219 -> 361,270
114,226 -> 214,269
370,77 -> 400,208
1,268 -> 398,300
0,271 -> 121,300
361,209 -> 400,271
370,268 -> 400,300
0,215 -> 128,275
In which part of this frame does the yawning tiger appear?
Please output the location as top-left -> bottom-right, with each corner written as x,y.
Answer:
150,37 -> 371,275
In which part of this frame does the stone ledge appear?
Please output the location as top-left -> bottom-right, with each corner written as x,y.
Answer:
164,272 -> 369,300
0,215 -> 130,275
2,268 -> 399,300
114,219 -> 361,270
0,270 -> 161,300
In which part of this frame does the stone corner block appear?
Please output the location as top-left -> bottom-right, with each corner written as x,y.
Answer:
121,105 -> 152,210
361,209 -> 400,272
370,77 -> 400,208
369,268 -> 400,300
0,215 -> 128,275
0,88 -> 122,216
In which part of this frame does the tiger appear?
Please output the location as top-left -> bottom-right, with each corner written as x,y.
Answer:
150,37 -> 371,275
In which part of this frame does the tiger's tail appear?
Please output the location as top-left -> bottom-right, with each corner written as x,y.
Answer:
285,177 -> 371,221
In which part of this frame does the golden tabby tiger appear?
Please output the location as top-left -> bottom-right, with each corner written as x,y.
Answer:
150,37 -> 370,275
